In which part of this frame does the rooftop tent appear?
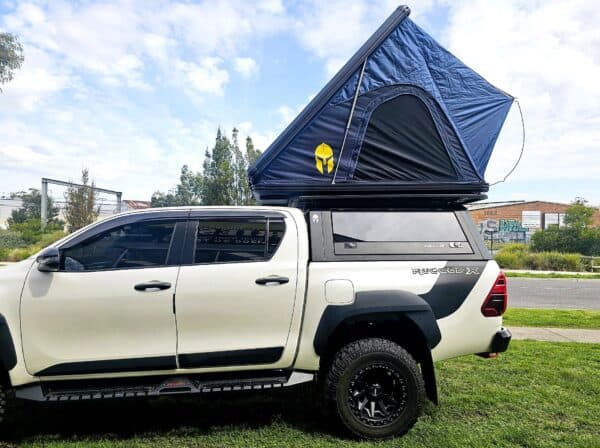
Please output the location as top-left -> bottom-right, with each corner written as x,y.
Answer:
248,5 -> 514,205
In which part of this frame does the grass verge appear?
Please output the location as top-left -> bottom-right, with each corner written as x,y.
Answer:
504,308 -> 600,329
505,271 -> 600,279
3,341 -> 599,448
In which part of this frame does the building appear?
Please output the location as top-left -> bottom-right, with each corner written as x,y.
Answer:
468,200 -> 600,243
122,200 -> 151,212
0,198 -> 23,229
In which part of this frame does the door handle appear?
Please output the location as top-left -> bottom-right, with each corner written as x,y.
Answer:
134,281 -> 172,292
255,276 -> 289,286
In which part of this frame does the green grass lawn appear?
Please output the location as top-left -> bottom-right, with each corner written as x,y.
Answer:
505,271 -> 600,279
504,308 -> 600,329
3,340 -> 599,447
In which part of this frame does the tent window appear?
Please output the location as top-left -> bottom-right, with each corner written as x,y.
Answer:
353,95 -> 456,181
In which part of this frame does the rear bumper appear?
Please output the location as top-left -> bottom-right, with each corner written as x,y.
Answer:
490,327 -> 512,353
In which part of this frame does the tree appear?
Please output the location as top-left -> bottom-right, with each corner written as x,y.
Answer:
243,136 -> 261,205
563,198 -> 594,231
152,128 -> 263,207
246,136 -> 262,166
8,189 -> 59,226
202,128 -> 235,205
64,169 -> 100,232
150,165 -> 203,207
531,198 -> 600,256
0,32 -> 24,92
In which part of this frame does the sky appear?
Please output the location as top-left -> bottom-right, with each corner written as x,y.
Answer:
0,0 -> 598,205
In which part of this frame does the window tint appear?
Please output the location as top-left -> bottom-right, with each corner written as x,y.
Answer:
332,212 -> 471,255
62,220 -> 176,271
267,218 -> 285,257
194,217 -> 285,264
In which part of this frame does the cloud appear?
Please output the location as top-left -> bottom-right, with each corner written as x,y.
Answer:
277,105 -> 296,126
0,46 -> 71,113
441,0 -> 600,191
176,57 -> 230,95
293,0 -> 424,76
233,57 -> 259,78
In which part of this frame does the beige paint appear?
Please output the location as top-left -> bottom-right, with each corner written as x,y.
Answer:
21,266 -> 179,376
2,206 -> 504,389
325,279 -> 355,304
294,260 -> 502,370
431,261 -> 502,361
174,209 -> 308,370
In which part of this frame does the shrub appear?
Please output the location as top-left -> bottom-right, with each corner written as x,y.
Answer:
531,252 -> 582,271
0,230 -> 65,262
5,247 -> 36,262
8,218 -> 64,244
37,230 -> 66,247
494,244 -> 583,271
0,230 -> 27,249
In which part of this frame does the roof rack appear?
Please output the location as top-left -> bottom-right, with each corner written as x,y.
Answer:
255,184 -> 488,210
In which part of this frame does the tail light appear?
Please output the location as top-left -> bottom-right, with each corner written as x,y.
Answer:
481,272 -> 507,317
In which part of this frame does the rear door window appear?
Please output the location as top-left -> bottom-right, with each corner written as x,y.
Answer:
193,217 -> 286,264
332,211 -> 472,255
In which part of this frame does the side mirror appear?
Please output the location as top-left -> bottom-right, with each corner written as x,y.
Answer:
37,247 -> 60,273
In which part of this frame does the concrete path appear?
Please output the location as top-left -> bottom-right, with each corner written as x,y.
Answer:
511,326 -> 600,343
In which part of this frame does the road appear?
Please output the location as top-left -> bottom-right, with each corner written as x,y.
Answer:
509,278 -> 600,310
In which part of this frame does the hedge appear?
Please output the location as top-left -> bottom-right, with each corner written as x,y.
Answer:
494,244 -> 583,272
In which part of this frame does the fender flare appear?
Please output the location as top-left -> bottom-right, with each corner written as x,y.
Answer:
313,290 -> 441,404
0,315 -> 17,371
314,290 -> 441,356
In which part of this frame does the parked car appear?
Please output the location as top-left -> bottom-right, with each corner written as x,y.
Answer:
0,205 -> 510,439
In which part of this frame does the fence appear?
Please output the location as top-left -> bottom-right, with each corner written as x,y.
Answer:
581,256 -> 600,272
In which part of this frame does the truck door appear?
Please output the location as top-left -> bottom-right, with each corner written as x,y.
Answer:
174,212 -> 299,370
21,215 -> 186,376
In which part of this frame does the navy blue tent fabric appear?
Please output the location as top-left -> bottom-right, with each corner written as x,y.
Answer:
248,6 -> 513,200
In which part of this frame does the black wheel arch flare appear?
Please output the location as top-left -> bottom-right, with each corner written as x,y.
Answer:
0,315 -> 17,372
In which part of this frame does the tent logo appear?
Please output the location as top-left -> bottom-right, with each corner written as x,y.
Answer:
314,143 -> 334,175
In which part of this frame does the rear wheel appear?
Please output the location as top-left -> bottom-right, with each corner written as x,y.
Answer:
324,338 -> 425,439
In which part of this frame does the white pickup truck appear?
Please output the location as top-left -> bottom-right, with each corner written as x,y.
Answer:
0,206 -> 510,439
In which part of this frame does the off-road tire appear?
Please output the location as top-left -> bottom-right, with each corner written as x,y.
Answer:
324,338 -> 425,439
0,384 -> 15,435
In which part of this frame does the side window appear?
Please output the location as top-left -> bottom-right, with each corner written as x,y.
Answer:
194,217 -> 286,264
267,218 -> 285,257
62,220 -> 177,271
331,211 -> 472,255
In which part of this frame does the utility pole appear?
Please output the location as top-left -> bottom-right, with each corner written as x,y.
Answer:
41,178 -> 48,229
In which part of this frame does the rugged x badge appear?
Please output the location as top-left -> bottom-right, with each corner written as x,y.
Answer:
314,143 -> 334,174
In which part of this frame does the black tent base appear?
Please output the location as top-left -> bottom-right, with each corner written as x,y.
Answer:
253,183 -> 488,209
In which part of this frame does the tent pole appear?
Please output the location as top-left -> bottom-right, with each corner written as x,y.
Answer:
332,58 -> 367,184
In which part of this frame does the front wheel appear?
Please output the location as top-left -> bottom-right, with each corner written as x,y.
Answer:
323,338 -> 425,439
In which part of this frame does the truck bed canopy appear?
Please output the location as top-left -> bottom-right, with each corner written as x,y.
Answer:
248,6 -> 514,205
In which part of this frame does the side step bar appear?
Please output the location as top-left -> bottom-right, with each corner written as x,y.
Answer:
15,371 -> 314,402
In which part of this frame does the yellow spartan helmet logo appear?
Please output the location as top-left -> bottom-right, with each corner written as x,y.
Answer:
314,143 -> 334,175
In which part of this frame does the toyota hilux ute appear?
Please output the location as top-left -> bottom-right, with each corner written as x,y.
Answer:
0,205 -> 510,439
